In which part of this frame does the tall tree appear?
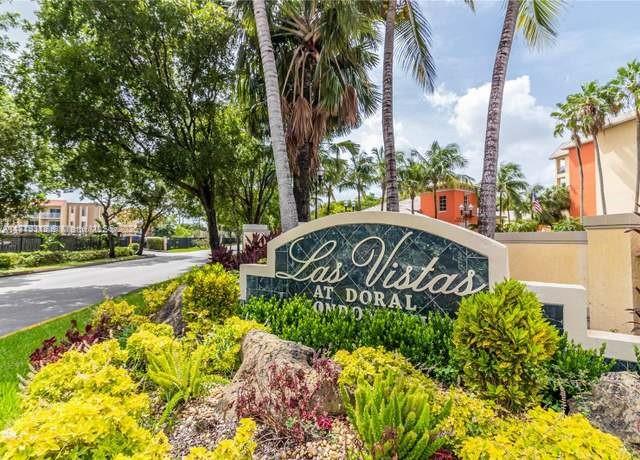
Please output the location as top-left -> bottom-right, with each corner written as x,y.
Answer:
612,60 -> 640,212
399,161 -> 426,214
419,141 -> 468,220
478,0 -> 563,237
341,148 -> 377,211
366,0 -> 438,212
320,141 -> 349,215
572,81 -> 621,215
27,0 -> 241,255
128,173 -> 171,256
251,0 -> 298,231
497,162 -> 528,225
552,97 -> 586,221
371,146 -> 387,211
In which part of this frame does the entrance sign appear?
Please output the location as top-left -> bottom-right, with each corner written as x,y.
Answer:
240,212 -> 509,318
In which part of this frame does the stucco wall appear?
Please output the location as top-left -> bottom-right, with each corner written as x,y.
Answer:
495,232 -> 587,286
596,119 -> 637,215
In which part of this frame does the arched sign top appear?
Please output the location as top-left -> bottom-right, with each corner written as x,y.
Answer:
240,212 -> 509,318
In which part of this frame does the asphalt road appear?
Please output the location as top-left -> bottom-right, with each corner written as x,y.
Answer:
0,250 -> 210,336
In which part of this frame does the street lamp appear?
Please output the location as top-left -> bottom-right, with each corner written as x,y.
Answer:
459,198 -> 474,228
314,165 -> 325,220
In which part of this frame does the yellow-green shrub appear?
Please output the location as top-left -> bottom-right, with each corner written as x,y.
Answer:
21,340 -> 130,411
185,418 -> 257,460
459,407 -> 633,460
126,322 -> 175,364
92,298 -> 147,329
182,264 -> 239,322
198,316 -> 269,376
334,346 -> 434,390
453,280 -> 559,412
140,280 -> 180,316
0,393 -> 169,459
335,347 -> 497,451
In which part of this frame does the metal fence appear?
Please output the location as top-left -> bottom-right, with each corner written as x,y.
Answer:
166,237 -> 208,250
0,234 -> 135,253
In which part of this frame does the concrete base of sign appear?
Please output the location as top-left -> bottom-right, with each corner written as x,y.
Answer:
526,280 -> 640,362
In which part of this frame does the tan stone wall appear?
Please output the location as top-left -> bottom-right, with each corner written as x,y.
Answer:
495,232 -> 587,286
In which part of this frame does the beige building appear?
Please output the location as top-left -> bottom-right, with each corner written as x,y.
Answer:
22,199 -> 103,230
550,112 -> 639,217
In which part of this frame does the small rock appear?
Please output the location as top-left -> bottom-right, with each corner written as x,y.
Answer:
151,284 -> 186,336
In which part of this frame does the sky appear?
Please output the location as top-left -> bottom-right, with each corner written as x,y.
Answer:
3,0 -> 640,199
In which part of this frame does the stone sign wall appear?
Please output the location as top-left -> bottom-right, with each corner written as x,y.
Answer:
240,212 -> 509,319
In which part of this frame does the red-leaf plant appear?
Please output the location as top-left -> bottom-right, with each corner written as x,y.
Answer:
29,318 -> 111,370
209,231 -> 281,270
236,356 -> 341,444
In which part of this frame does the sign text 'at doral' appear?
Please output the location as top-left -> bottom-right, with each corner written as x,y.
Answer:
240,213 -> 509,319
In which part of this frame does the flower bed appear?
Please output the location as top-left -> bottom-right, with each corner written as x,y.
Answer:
0,263 -> 634,459
0,247 -> 136,271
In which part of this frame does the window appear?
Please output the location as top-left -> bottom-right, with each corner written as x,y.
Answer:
463,195 -> 469,207
70,207 -> 74,214
28,219 -> 38,226
81,207 -> 86,217
557,158 -> 566,174
439,195 -> 447,212
558,177 -> 567,186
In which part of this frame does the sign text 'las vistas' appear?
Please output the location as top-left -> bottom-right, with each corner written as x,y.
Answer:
240,213 -> 508,319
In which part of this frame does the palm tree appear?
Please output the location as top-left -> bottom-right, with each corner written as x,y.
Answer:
552,97 -> 586,222
572,81 -> 621,215
341,148 -> 377,211
276,1 -> 379,221
497,162 -> 528,225
361,1 -> 439,212
478,0 -> 564,237
399,161 -> 426,214
419,141 -> 468,220
612,60 -> 640,212
251,0 -> 298,231
320,141 -> 351,215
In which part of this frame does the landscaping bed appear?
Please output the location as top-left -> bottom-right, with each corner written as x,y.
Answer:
0,264 -> 637,458
0,247 -> 138,275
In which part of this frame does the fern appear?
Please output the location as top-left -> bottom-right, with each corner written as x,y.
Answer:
147,343 -> 206,424
342,370 -> 451,460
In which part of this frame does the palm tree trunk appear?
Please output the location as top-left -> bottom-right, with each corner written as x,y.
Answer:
507,196 -> 511,224
327,190 -> 331,215
635,111 -> 640,212
382,3 -> 399,212
252,0 -> 298,231
411,195 -> 415,214
380,179 -> 386,211
477,0 -> 518,238
499,191 -> 503,226
432,186 -> 438,219
593,133 -> 607,215
576,143 -> 584,222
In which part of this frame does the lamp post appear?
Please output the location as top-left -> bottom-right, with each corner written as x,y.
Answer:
459,197 -> 474,228
314,165 -> 325,220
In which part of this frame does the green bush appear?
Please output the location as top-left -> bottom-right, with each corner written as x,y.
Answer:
452,279 -> 559,412
543,335 -> 614,411
552,217 -> 584,231
129,242 -> 140,252
502,220 -> 539,232
0,253 -> 20,270
114,246 -> 134,257
65,249 -> 109,262
146,237 -> 165,251
20,250 -> 66,267
241,296 -> 458,383
341,369 -> 451,459
182,264 -> 239,323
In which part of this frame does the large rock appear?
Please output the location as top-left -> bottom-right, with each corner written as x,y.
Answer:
212,330 -> 343,421
570,371 -> 640,448
151,284 -> 186,336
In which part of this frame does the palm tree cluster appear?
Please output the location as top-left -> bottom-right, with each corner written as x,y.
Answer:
552,60 -> 640,220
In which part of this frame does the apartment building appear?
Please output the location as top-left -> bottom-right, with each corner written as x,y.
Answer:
550,112 -> 639,217
23,200 -> 102,229
419,188 -> 478,227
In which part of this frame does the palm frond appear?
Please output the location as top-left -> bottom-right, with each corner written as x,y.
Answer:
516,0 -> 565,49
395,0 -> 436,92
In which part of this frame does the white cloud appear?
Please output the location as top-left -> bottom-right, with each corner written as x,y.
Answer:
446,75 -> 557,185
425,84 -> 458,109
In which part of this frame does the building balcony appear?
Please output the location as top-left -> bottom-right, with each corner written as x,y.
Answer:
39,212 -> 62,219
557,166 -> 566,174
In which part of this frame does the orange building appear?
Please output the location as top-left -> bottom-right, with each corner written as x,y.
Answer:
419,188 -> 478,226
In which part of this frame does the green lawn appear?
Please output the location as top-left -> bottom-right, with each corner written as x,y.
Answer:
167,246 -> 207,253
0,288 -> 146,427
0,255 -> 142,277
